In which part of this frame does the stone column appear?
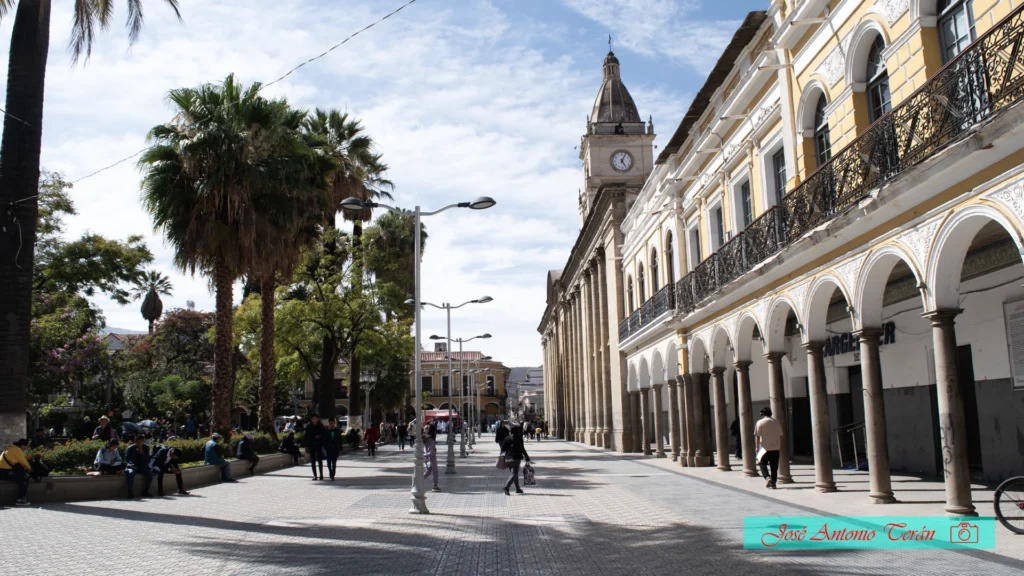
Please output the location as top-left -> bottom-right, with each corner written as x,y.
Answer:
629,390 -> 641,453
668,379 -> 681,461
680,375 -> 693,467
653,383 -> 667,458
805,342 -> 836,493
701,373 -> 715,467
854,327 -> 896,504
765,352 -> 792,483
735,360 -> 758,477
690,373 -> 709,466
581,276 -> 593,446
572,294 -> 582,442
595,256 -> 611,448
567,299 -> 577,441
640,388 -> 653,455
586,269 -> 600,447
711,367 -> 731,471
924,310 -> 977,516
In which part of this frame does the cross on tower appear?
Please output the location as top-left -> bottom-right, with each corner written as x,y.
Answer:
608,34 -> 612,52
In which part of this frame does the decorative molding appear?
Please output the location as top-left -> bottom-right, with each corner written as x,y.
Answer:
987,179 -> 1024,228
817,35 -> 852,87
896,218 -> 941,270
787,281 -> 811,320
723,314 -> 739,347
877,0 -> 910,26
751,102 -> 779,130
834,254 -> 866,296
750,298 -> 769,333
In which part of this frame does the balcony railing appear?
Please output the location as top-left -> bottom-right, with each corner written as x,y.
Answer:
618,284 -> 677,340
652,284 -> 675,319
671,5 -> 1024,316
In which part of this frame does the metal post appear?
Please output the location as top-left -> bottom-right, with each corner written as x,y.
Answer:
411,207 -> 429,514
459,340 -> 468,458
445,306 -> 456,474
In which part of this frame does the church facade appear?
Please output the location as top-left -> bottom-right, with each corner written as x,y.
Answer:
542,0 -> 1024,517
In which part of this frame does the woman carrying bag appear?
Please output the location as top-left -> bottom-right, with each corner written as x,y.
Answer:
500,425 -> 531,495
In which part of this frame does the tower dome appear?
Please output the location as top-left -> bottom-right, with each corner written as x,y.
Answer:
590,51 -> 642,124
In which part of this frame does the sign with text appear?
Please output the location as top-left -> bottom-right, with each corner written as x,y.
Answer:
743,516 -> 996,550
1002,300 -> 1024,389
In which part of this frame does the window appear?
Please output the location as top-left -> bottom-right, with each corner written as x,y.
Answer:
739,180 -> 752,228
710,205 -> 725,250
422,376 -> 433,394
866,36 -> 891,123
650,249 -> 659,292
638,264 -> 646,302
441,375 -> 449,396
665,231 -> 675,285
813,95 -> 832,168
463,375 -> 470,396
939,0 -> 975,63
772,148 -> 787,205
486,375 -> 495,396
688,225 -> 701,269
627,276 -> 634,312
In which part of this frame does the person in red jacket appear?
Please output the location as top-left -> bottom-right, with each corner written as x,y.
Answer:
364,424 -> 380,457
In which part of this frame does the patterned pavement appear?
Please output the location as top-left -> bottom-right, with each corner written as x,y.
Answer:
1,435 -> 1022,575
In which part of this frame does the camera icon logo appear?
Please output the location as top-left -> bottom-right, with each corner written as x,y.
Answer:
950,522 -> 979,544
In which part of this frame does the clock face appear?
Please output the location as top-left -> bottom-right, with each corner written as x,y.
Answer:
611,150 -> 634,172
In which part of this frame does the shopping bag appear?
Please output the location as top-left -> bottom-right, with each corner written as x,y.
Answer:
496,455 -> 508,470
523,463 -> 536,485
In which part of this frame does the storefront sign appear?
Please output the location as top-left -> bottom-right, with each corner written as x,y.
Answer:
822,322 -> 896,358
1002,300 -> 1024,389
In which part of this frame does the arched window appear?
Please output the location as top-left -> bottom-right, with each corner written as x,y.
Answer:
813,94 -> 832,168
938,0 -> 975,63
627,276 -> 634,313
650,249 -> 659,292
866,36 -> 891,123
638,264 -> 646,302
665,232 -> 675,285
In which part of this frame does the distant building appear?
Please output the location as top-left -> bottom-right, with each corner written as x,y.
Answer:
411,343 -> 510,426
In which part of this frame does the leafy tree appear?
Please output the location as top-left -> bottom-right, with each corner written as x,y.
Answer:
131,270 -> 173,334
140,74 -> 308,436
0,0 -> 182,444
363,210 -> 428,318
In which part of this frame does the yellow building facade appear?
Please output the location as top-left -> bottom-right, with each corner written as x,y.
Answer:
543,0 -> 1024,517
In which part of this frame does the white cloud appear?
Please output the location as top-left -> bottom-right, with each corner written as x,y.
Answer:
559,0 -> 741,72
2,0 -> 654,366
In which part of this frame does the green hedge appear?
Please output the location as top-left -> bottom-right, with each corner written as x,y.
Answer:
30,432 -> 287,475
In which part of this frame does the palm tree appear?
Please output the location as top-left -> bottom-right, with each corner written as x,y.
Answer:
139,74 -> 297,436
0,0 -> 182,446
248,104 -> 335,437
302,110 -> 392,421
132,270 -> 173,334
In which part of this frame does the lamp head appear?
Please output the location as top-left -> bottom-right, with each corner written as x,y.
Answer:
480,333 -> 492,339
429,335 -> 443,340
468,196 -> 496,210
403,299 -> 416,306
340,197 -> 366,212
481,355 -> 493,361
475,296 -> 494,304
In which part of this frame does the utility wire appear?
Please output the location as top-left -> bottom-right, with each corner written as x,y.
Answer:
5,0 -> 422,184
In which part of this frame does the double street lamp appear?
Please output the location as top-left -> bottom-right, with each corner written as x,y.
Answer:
340,194 -> 496,515
427,311 -> 492,474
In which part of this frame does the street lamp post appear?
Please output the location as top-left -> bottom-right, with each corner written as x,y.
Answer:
340,195 -> 496,515
430,330 -> 491,472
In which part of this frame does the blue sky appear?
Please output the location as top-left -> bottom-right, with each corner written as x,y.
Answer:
1,0 -> 767,366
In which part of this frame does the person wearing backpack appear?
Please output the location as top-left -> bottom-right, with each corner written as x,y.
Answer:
237,432 -> 259,475
0,438 -> 32,506
150,446 -> 189,496
500,425 -> 531,495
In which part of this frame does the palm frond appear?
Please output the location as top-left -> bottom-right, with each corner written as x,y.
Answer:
0,0 -> 15,21
70,0 -> 98,63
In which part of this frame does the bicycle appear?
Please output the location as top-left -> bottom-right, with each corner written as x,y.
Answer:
994,476 -> 1024,534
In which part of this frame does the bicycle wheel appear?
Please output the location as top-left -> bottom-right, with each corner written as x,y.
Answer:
994,476 -> 1024,534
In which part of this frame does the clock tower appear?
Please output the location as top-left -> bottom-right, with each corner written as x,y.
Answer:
579,50 -> 655,224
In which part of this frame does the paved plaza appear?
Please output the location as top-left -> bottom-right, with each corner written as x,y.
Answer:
2,436 -> 1023,575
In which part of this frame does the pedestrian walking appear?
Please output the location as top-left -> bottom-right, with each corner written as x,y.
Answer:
754,407 -> 783,489
326,417 -> 343,481
305,414 -> 327,481
422,423 -> 441,492
495,420 -> 509,447
500,425 -> 531,495
406,420 -> 417,449
397,421 -> 407,451
730,418 -> 741,459
365,423 -> 380,457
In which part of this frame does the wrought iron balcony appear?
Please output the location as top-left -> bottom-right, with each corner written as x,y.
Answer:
628,309 -> 641,333
652,284 -> 675,319
618,317 -> 630,341
640,299 -> 655,328
672,5 -> 1024,317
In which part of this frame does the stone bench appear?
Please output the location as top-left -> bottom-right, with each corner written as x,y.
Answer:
0,453 -> 294,506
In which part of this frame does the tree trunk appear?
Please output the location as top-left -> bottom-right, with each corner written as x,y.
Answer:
212,264 -> 235,436
258,275 -> 277,438
0,0 -> 51,447
148,319 -> 155,335
348,221 -> 363,425
317,336 -> 337,418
